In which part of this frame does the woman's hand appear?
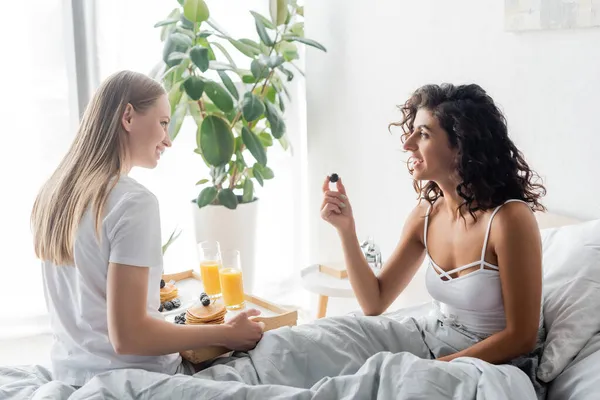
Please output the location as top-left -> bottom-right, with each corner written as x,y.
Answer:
222,309 -> 266,351
320,176 -> 355,233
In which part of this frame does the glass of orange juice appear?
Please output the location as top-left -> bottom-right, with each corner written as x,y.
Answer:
219,250 -> 245,310
198,241 -> 222,299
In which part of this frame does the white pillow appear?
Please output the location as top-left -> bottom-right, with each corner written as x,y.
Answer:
537,219 -> 600,383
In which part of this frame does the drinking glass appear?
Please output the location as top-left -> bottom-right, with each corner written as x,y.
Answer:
219,249 -> 245,310
198,241 -> 222,299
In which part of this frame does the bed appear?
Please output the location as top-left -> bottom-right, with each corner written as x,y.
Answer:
1,212 -> 599,399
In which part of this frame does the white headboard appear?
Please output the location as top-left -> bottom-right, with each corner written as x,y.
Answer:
536,212 -> 583,229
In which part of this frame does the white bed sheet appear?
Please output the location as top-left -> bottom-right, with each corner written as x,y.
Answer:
547,333 -> 600,400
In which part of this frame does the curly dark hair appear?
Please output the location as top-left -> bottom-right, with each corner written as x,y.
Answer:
390,83 -> 546,218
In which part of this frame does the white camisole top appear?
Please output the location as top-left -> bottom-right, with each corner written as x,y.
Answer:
425,199 -> 527,335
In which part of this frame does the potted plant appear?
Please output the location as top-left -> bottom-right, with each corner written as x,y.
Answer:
153,0 -> 326,291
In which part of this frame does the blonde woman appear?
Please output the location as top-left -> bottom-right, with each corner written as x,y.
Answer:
31,70 -> 264,386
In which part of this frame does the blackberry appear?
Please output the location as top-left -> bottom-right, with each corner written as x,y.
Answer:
329,173 -> 339,183
172,299 -> 181,308
179,312 -> 186,319
158,304 -> 164,312
164,301 -> 174,311
160,279 -> 165,289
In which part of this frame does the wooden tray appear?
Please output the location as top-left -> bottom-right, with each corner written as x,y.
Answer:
162,269 -> 298,364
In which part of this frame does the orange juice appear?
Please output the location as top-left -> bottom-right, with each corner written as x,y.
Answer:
219,268 -> 245,310
200,261 -> 222,298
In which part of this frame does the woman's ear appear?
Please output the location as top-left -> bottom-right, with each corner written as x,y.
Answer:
122,103 -> 134,133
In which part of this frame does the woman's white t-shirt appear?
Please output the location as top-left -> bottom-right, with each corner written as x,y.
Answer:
42,175 -> 181,386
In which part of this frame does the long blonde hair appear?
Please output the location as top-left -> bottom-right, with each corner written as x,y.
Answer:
31,70 -> 165,265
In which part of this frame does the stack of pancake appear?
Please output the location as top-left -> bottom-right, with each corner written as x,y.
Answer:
185,300 -> 226,325
160,282 -> 178,304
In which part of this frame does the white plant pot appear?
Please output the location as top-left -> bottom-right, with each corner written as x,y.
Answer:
191,199 -> 259,293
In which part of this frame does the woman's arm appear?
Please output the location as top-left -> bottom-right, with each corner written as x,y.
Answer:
321,177 -> 427,316
438,202 -> 542,363
107,263 -> 265,356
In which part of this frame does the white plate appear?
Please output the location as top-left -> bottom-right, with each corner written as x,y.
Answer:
161,277 -> 282,322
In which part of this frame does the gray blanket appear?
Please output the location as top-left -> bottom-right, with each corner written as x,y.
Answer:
0,307 -> 539,399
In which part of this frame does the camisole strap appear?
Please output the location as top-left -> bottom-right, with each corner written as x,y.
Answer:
479,199 -> 529,269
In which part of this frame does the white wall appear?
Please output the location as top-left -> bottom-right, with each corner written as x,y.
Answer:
304,0 -> 600,312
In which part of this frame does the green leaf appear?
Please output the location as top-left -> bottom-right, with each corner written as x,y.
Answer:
242,179 -> 254,203
159,8 -> 181,40
174,26 -> 196,41
170,57 -> 191,83
276,41 -> 299,62
195,37 -> 215,60
197,30 -> 213,38
284,35 -> 327,52
161,21 -> 177,42
179,15 -> 195,30
188,100 -> 203,127
269,0 -> 288,26
167,51 -> 188,63
154,18 -> 179,28
162,33 -> 192,67
278,66 -> 294,81
204,81 -> 234,112
167,82 -> 183,115
177,0 -> 185,5
260,165 -> 275,179
208,61 -> 236,71
278,93 -> 286,112
172,32 -> 194,47
183,76 -> 205,100
265,86 -> 277,103
253,167 -> 264,186
225,108 -> 238,123
258,132 -> 274,147
218,188 -> 238,210
242,126 -> 267,166
189,46 -> 210,72
242,74 -> 257,84
211,42 -> 237,69
297,5 -> 304,16
239,38 -> 262,52
169,97 -> 188,141
197,186 -> 218,208
228,38 -> 261,57
200,116 -> 235,166
252,11 -> 275,29
250,11 -> 274,46
267,55 -> 285,68
241,93 -> 265,122
217,71 -> 239,100
196,178 -> 209,185
289,22 -> 304,37
234,136 -> 244,152
251,59 -> 270,80
183,0 -> 210,23
278,134 -> 290,151
162,227 -> 182,254
264,101 -> 286,138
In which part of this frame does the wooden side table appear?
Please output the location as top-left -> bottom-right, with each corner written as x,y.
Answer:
300,264 -> 356,319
